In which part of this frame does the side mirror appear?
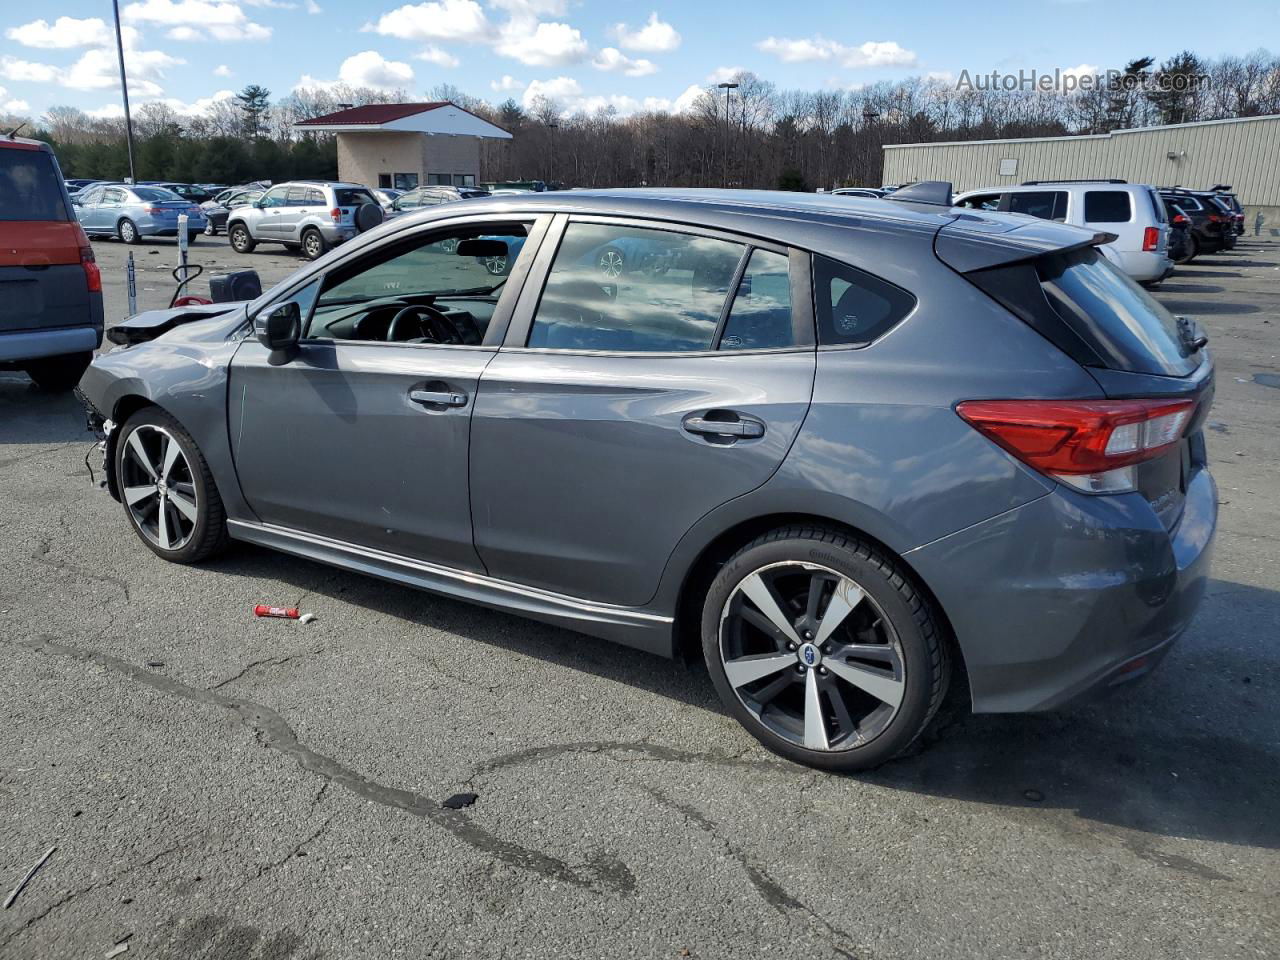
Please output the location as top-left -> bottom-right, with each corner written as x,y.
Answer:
255,301 -> 301,362
252,199 -> 265,208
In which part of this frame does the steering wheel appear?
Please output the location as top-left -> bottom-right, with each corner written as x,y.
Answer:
387,304 -> 462,344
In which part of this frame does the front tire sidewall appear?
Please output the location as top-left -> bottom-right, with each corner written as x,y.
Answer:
119,219 -> 139,244
702,534 -> 941,771
229,225 -> 254,253
302,229 -> 327,261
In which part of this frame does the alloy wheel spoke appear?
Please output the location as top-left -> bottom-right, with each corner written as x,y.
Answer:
161,435 -> 182,481
127,431 -> 158,480
838,643 -> 902,670
124,484 -> 158,506
168,490 -> 198,523
156,499 -> 172,550
804,574 -> 826,624
723,653 -> 795,689
738,572 -> 802,646
813,577 -> 865,646
740,605 -> 794,651
823,679 -> 856,742
825,657 -> 905,708
803,668 -> 829,750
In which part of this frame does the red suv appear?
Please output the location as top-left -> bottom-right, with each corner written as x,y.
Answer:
0,136 -> 103,390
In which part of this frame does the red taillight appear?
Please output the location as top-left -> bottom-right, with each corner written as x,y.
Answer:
956,398 -> 1195,494
80,244 -> 101,293
1171,213 -> 1188,225
146,206 -> 163,216
1142,226 -> 1160,252
330,207 -> 341,222
1207,213 -> 1225,223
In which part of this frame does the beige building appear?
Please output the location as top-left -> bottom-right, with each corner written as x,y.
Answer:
883,114 -> 1280,225
296,102 -> 511,191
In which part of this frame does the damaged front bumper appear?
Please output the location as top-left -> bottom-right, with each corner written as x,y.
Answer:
75,387 -> 117,498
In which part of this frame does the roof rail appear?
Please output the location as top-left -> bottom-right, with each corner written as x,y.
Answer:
1020,178 -> 1127,185
884,180 -> 952,206
1210,184 -> 1233,192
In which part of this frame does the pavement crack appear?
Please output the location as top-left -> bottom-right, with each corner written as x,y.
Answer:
30,538 -> 132,603
211,650 -> 318,690
13,635 -> 632,896
246,816 -> 335,887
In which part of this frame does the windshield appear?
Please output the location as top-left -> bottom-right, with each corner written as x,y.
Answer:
1038,247 -> 1197,377
133,187 -> 184,202
0,150 -> 70,222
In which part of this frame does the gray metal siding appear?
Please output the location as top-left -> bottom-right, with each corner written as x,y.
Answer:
882,116 -> 1280,209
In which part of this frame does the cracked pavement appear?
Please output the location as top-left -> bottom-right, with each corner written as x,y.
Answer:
0,235 -> 1277,959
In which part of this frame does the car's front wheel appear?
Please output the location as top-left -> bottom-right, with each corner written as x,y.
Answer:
702,526 -> 949,771
114,408 -> 229,564
204,220 -> 217,236
301,227 -> 328,261
228,223 -> 256,254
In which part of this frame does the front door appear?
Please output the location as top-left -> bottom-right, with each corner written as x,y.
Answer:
254,185 -> 290,238
470,218 -> 816,607
227,217 -> 543,570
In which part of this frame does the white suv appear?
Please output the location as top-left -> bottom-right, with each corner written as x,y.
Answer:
227,181 -> 381,261
953,180 -> 1172,285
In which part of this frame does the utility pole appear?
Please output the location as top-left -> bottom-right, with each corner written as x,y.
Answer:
111,0 -> 136,183
547,121 -> 558,185
717,81 -> 738,188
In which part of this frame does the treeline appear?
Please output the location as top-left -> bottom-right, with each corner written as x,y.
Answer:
11,48 -> 1278,190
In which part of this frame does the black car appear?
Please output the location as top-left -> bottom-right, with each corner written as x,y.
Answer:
1210,185 -> 1246,236
1164,200 -> 1193,264
1159,190 -> 1233,260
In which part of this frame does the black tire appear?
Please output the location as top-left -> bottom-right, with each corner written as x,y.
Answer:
25,351 -> 92,391
301,227 -> 328,261
119,219 -> 140,244
702,526 -> 949,771
228,223 -> 255,254
114,407 -> 229,564
187,231 -> 199,245
204,221 -> 217,236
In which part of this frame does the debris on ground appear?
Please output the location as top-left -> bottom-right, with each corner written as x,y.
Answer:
255,604 -> 300,619
298,613 -> 318,625
146,660 -> 165,668
1023,789 -> 1045,802
442,792 -> 479,810
105,941 -> 129,958
4,845 -> 56,909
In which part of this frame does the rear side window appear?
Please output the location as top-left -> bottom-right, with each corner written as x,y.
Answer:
528,222 -> 744,352
719,249 -> 793,351
0,150 -> 69,221
335,189 -> 376,207
1084,191 -> 1132,223
132,187 -> 181,202
1008,191 -> 1067,221
814,255 -> 916,347
1038,247 -> 1195,376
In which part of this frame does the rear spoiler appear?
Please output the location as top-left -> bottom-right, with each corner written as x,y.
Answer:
935,213 -> 1117,274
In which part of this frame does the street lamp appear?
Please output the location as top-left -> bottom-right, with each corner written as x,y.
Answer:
717,81 -> 738,188
547,121 -> 559,185
111,0 -> 136,183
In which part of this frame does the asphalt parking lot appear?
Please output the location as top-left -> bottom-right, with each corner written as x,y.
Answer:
1,233 -> 1277,959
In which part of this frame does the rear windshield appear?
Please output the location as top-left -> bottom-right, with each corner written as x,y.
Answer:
132,187 -> 183,202
0,149 -> 69,222
1037,247 -> 1196,377
335,188 -> 377,207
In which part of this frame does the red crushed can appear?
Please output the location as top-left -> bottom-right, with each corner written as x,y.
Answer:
255,605 -> 300,619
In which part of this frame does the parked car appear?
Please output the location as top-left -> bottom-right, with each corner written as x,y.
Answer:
954,180 -> 1173,284
1164,200 -> 1193,264
1158,189 -> 1233,260
65,178 -> 103,196
829,187 -> 890,199
0,136 -> 103,390
1209,185 -> 1246,236
200,188 -> 262,236
147,182 -> 213,204
78,186 -> 1216,771
72,184 -> 206,244
389,185 -> 490,216
373,188 -> 404,210
226,180 -> 382,260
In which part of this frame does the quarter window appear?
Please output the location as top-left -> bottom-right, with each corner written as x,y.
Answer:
814,255 -> 916,347
1084,191 -> 1133,223
527,223 -> 745,352
719,249 -> 794,351
1008,190 -> 1068,221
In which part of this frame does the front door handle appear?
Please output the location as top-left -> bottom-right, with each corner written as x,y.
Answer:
409,388 -> 468,408
683,415 -> 765,439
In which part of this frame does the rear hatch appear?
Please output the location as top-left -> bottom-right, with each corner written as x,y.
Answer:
938,215 -> 1212,530
0,143 -> 95,333
333,187 -> 378,227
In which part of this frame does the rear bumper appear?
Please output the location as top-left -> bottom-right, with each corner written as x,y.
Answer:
0,324 -> 103,363
906,465 -> 1216,713
1114,250 -> 1173,282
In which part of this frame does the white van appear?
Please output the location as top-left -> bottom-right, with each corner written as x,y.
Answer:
953,180 -> 1173,285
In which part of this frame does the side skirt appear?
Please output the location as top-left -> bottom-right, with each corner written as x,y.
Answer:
226,520 -> 675,656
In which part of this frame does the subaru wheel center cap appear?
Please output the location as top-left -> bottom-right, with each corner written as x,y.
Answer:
798,642 -> 821,667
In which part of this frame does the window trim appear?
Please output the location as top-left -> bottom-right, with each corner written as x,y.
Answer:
501,214 -> 815,357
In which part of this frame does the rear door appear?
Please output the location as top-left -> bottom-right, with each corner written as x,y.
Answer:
470,216 -> 816,607
0,144 -> 91,334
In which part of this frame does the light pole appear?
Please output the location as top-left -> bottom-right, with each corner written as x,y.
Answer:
717,81 -> 738,188
111,0 -> 136,183
547,121 -> 558,186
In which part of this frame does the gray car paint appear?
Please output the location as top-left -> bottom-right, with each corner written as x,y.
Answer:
79,188 -> 1216,714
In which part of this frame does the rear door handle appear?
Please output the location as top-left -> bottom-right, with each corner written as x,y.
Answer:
683,415 -> 765,439
409,388 -> 468,408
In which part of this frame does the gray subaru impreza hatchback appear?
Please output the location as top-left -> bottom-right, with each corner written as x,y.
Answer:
79,184 -> 1216,770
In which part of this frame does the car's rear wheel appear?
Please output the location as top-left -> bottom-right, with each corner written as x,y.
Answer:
301,228 -> 328,261
1177,235 -> 1197,264
702,526 -> 949,771
118,219 -> 139,244
187,231 -> 199,245
204,220 -> 217,236
229,223 -> 255,254
114,408 -> 229,564
25,351 -> 92,391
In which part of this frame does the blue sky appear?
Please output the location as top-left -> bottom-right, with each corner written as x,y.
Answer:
1,0 -> 1276,119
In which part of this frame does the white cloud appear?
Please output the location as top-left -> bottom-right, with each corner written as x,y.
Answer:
706,66 -> 745,84
87,103 -> 126,119
520,75 -> 580,107
611,12 -> 680,53
337,50 -> 415,89
495,20 -> 587,66
641,83 -> 703,114
490,74 -> 525,92
592,47 -> 656,77
305,0 -> 322,10
144,88 -> 236,114
244,0 -> 295,7
490,0 -> 568,14
0,57 -> 61,85
757,36 -> 916,68
214,63 -> 232,76
4,99 -> 31,113
1061,62 -> 1100,81
925,70 -> 955,84
63,47 -> 182,95
5,17 -> 137,50
416,45 -> 460,68
124,0 -> 271,41
366,0 -> 490,43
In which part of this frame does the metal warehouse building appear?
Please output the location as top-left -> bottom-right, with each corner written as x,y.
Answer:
882,114 -> 1280,225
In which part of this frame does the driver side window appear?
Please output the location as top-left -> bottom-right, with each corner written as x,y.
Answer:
260,187 -> 288,209
304,222 -> 532,344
